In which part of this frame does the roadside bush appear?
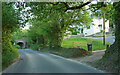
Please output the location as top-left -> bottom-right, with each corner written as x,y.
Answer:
2,2 -> 21,70
72,31 -> 79,35
31,44 -> 44,51
2,36 -> 18,69
40,47 -> 92,58
13,45 -> 21,49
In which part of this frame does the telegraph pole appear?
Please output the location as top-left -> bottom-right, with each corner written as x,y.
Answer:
103,13 -> 106,45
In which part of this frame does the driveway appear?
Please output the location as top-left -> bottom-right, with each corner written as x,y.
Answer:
3,49 -> 104,73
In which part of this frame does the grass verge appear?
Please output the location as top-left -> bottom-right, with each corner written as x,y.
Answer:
62,37 -> 110,50
40,47 -> 92,58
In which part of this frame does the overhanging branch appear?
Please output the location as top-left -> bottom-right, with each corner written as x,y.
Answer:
82,2 -> 107,12
49,2 -> 106,12
49,2 -> 59,5
64,2 -> 91,12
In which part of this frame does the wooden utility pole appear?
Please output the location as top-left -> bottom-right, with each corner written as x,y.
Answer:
103,13 -> 106,45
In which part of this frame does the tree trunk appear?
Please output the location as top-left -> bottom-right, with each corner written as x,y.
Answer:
99,2 -> 120,72
54,31 -> 64,48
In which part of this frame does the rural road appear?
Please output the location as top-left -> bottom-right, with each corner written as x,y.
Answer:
3,49 -> 104,73
84,36 -> 115,44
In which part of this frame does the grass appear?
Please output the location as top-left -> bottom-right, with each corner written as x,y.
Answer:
40,47 -> 92,58
62,37 -> 110,51
39,37 -> 110,58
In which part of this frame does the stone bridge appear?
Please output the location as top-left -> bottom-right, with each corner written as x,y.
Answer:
15,40 -> 27,49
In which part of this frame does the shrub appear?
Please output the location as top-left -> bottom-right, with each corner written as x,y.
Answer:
72,31 -> 80,35
13,45 -> 21,49
31,44 -> 43,51
40,47 -> 92,58
2,37 -> 18,69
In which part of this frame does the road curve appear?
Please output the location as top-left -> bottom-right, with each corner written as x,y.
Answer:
3,49 -> 104,73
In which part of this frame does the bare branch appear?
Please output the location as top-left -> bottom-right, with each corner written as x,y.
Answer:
49,2 -> 106,12
82,2 -> 107,12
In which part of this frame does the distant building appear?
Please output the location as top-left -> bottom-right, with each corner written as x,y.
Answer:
64,16 -> 110,39
79,17 -> 109,36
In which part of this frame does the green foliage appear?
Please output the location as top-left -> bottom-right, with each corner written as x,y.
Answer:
11,29 -> 28,40
27,21 -> 48,48
13,45 -> 21,49
97,2 -> 120,72
109,20 -> 114,28
2,2 -> 24,33
72,31 -> 79,35
27,2 -> 92,49
91,2 -> 114,20
2,2 -> 24,69
2,36 -> 19,69
31,44 -> 42,51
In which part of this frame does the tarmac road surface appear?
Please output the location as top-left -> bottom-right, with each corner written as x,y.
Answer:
3,49 -> 104,73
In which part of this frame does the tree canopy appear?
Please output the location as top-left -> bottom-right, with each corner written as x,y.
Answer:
2,2 -> 28,68
2,1 -> 119,72
27,2 -> 93,48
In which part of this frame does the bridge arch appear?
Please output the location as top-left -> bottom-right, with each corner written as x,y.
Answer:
17,42 -> 24,48
16,40 -> 26,49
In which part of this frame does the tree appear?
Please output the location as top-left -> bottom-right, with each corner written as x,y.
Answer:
27,21 -> 48,49
98,2 -> 119,72
82,2 -> 119,72
28,2 -> 119,72
2,2 -> 27,68
91,3 -> 114,45
27,2 -> 92,48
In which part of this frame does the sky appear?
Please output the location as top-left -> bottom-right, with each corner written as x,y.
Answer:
22,23 -> 32,30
